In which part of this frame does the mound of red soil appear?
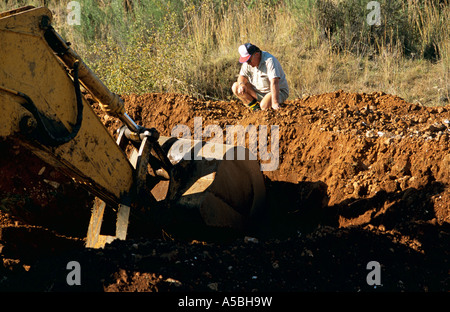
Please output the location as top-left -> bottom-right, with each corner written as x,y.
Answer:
1,91 -> 449,292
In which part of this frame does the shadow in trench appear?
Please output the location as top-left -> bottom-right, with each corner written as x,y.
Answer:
263,178 -> 329,238
264,177 -> 447,240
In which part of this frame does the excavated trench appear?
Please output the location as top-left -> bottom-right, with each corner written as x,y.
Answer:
0,90 -> 449,292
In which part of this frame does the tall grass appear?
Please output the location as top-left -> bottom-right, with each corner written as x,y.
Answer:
1,0 -> 448,105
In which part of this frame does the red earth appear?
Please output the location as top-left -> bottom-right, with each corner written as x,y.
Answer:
0,90 -> 449,292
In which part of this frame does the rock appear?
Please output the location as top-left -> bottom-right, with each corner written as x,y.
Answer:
425,122 -> 446,132
366,130 -> 377,138
207,282 -> 218,291
244,236 -> 259,244
43,179 -> 60,189
166,278 -> 182,287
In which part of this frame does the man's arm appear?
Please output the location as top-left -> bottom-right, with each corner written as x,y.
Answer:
237,75 -> 249,94
238,75 -> 248,87
270,77 -> 280,109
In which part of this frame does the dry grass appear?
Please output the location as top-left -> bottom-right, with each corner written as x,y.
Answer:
1,0 -> 448,106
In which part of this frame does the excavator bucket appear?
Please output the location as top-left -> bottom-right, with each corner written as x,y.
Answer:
85,134 -> 266,246
157,137 -> 266,238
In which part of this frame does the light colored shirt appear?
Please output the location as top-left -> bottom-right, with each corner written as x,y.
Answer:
239,51 -> 289,96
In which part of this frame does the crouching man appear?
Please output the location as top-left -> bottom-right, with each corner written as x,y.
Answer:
232,43 -> 289,111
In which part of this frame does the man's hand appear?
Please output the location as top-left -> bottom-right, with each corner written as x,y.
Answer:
272,102 -> 281,110
237,82 -> 246,95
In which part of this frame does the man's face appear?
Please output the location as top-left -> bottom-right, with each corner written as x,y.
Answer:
247,52 -> 260,67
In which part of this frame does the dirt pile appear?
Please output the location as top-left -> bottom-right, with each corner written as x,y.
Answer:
117,91 -> 449,227
0,90 -> 449,292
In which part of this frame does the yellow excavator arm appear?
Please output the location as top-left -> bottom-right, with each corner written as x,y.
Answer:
0,6 -> 137,203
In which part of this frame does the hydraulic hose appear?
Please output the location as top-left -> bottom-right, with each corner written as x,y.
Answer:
0,61 -> 84,146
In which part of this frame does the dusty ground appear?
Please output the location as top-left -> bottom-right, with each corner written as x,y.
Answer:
0,90 -> 449,293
